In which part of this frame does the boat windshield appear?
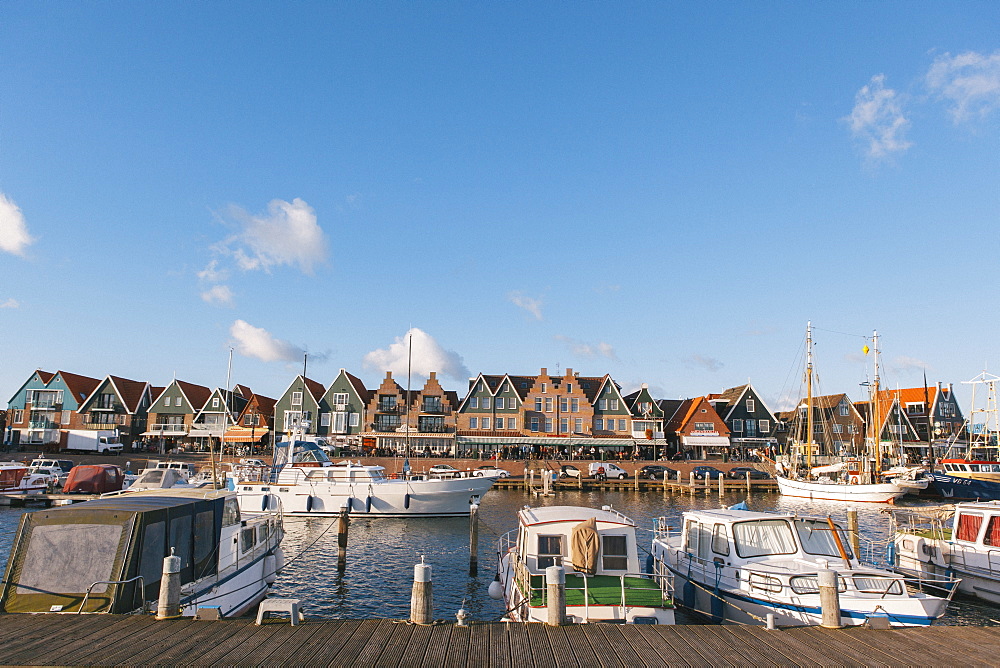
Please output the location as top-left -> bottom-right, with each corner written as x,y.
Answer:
732,519 -> 798,558
794,519 -> 854,559
291,442 -> 332,464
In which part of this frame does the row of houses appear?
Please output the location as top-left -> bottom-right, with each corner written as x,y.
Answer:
2,365 -> 967,459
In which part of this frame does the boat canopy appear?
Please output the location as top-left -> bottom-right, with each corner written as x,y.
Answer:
0,490 -> 233,614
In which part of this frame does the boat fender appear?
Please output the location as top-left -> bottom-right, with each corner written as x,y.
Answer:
365,496 -> 372,513
274,547 -> 286,573
306,495 -> 314,512
404,493 -> 411,509
264,554 -> 277,584
346,496 -> 354,512
261,494 -> 269,512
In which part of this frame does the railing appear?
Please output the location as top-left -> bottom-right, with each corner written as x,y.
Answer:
373,423 -> 402,432
29,420 -> 58,429
85,421 -> 121,430
78,576 -> 145,614
417,424 -> 449,433
148,423 -> 187,433
421,404 -> 446,414
30,399 -> 60,410
376,405 -> 401,414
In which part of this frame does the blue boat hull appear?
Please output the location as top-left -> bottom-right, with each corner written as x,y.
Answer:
927,473 -> 1000,500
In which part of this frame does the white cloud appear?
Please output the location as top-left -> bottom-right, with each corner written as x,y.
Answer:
198,260 -> 229,283
845,74 -> 912,162
554,335 -> 618,360
201,285 -> 234,306
508,291 -> 543,320
0,193 -> 35,256
229,319 -> 305,363
891,355 -> 929,374
221,198 -> 328,274
0,298 -> 20,309
684,354 -> 724,373
926,50 -> 1000,122
363,327 -> 470,382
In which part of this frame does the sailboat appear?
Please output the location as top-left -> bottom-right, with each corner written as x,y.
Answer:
775,324 -> 907,503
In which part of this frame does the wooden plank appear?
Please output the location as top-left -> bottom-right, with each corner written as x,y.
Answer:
115,619 -> 219,666
683,626 -> 753,667
49,616 -> 182,666
617,625 -> 684,667
524,622 -> 558,668
419,624 -> 454,668
325,619 -> 384,666
788,627 -> 894,667
543,625 -> 580,668
397,623 -> 434,668
489,621 -> 512,666
231,620 -> 314,666
837,627 -> 969,667
915,627 -> 1000,664
724,626 -> 828,668
464,622 -> 493,668
442,624 -> 471,668
505,621 -> 535,668
0,614 -> 119,664
372,621 -> 417,668
352,619 -> 408,667
700,626 -> 787,668
631,625 -> 699,666
653,626 -> 735,667
283,618 -> 365,666
593,624 -> 644,668
186,619 -> 284,666
576,624 -> 625,668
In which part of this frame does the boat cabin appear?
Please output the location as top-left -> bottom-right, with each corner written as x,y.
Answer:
941,459 -> 1000,481
270,441 -> 388,483
672,509 -> 855,570
513,506 -> 642,576
144,461 -> 198,480
952,501 -> 1000,546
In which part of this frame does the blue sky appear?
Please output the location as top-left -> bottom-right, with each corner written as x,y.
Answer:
2,2 -> 999,413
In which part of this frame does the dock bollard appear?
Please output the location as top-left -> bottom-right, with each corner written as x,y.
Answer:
718,474 -> 724,497
817,569 -> 842,628
337,504 -> 350,572
546,565 -> 566,626
410,557 -> 433,625
469,502 -> 479,576
766,613 -> 776,630
846,510 -> 860,556
156,548 -> 181,619
689,471 -> 696,495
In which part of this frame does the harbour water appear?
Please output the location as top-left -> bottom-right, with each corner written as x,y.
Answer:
2,489 -> 999,625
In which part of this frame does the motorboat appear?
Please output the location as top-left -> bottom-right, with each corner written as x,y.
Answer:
893,502 -> 1000,604
0,461 -> 50,493
0,487 -> 284,618
652,507 -> 957,627
232,440 -> 496,517
493,505 -> 675,624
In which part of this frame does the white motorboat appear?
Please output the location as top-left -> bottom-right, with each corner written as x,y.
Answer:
493,505 -> 675,624
0,487 -> 285,618
652,507 -> 957,627
0,461 -> 49,493
775,475 -> 907,503
232,440 -> 495,517
893,502 -> 1000,604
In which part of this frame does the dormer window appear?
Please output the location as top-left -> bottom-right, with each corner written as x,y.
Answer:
212,397 -> 220,408
746,399 -> 755,412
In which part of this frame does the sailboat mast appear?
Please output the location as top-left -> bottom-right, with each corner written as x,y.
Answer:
406,331 -> 412,458
806,321 -> 814,471
872,331 -> 882,475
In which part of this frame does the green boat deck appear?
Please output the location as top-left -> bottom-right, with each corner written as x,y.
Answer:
522,573 -> 671,608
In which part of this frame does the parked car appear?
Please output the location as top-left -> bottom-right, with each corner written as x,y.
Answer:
588,462 -> 629,480
428,464 -> 463,478
472,465 -> 509,478
638,465 -> 678,481
558,464 -> 582,479
726,467 -> 771,480
692,465 -> 724,480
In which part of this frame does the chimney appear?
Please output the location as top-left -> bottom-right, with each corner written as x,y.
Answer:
566,368 -> 573,378
540,368 -> 547,376
385,371 -> 393,379
429,371 -> 436,380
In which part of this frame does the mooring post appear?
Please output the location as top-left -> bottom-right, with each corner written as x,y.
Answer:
746,472 -> 752,495
156,548 -> 181,620
846,510 -> 860,556
410,557 -> 433,625
689,471 -> 696,494
818,569 -> 842,628
337,504 -> 350,572
469,502 -> 479,576
542,468 -> 550,496
546,565 -> 566,626
718,474 -> 725,497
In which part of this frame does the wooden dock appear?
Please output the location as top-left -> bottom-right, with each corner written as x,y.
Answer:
0,614 -> 992,666
491,477 -> 778,494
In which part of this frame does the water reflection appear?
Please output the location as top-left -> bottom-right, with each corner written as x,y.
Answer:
1,489 -> 998,625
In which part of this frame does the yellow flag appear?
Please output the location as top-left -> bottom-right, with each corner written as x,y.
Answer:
862,345 -> 870,355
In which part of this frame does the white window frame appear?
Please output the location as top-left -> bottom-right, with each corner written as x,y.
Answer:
292,391 -> 303,406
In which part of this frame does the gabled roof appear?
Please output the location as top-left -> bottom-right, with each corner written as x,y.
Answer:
233,384 -> 253,399
107,375 -> 151,413
53,371 -> 101,404
343,370 -> 372,405
714,383 -> 777,422
176,380 -> 212,411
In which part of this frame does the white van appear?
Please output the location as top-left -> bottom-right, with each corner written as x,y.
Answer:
588,462 -> 629,479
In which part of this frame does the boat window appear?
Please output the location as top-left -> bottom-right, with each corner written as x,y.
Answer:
985,516 -> 1000,547
222,499 -> 240,527
794,519 -> 854,559
960,464 -> 970,471
944,464 -> 953,471
139,521 -> 166,589
747,573 -> 782,593
789,574 -> 847,594
169,515 -> 193,572
16,524 -> 123,596
712,524 -> 730,556
241,527 -> 255,553
144,470 -> 164,484
852,575 -> 902,595
969,464 -> 980,472
257,523 -> 268,544
194,511 -> 215,565
684,520 -> 698,554
956,513 -> 984,542
537,535 -> 563,569
601,535 -> 628,570
732,520 -> 797,558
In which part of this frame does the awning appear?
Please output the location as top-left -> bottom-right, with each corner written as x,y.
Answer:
681,435 -> 731,447
222,429 -> 269,443
455,436 -> 668,446
187,429 -> 221,439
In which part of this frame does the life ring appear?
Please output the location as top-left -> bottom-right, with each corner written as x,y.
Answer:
849,475 -> 861,485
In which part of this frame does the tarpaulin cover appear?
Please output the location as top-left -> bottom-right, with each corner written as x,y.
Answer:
571,517 -> 599,575
64,465 -> 124,494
